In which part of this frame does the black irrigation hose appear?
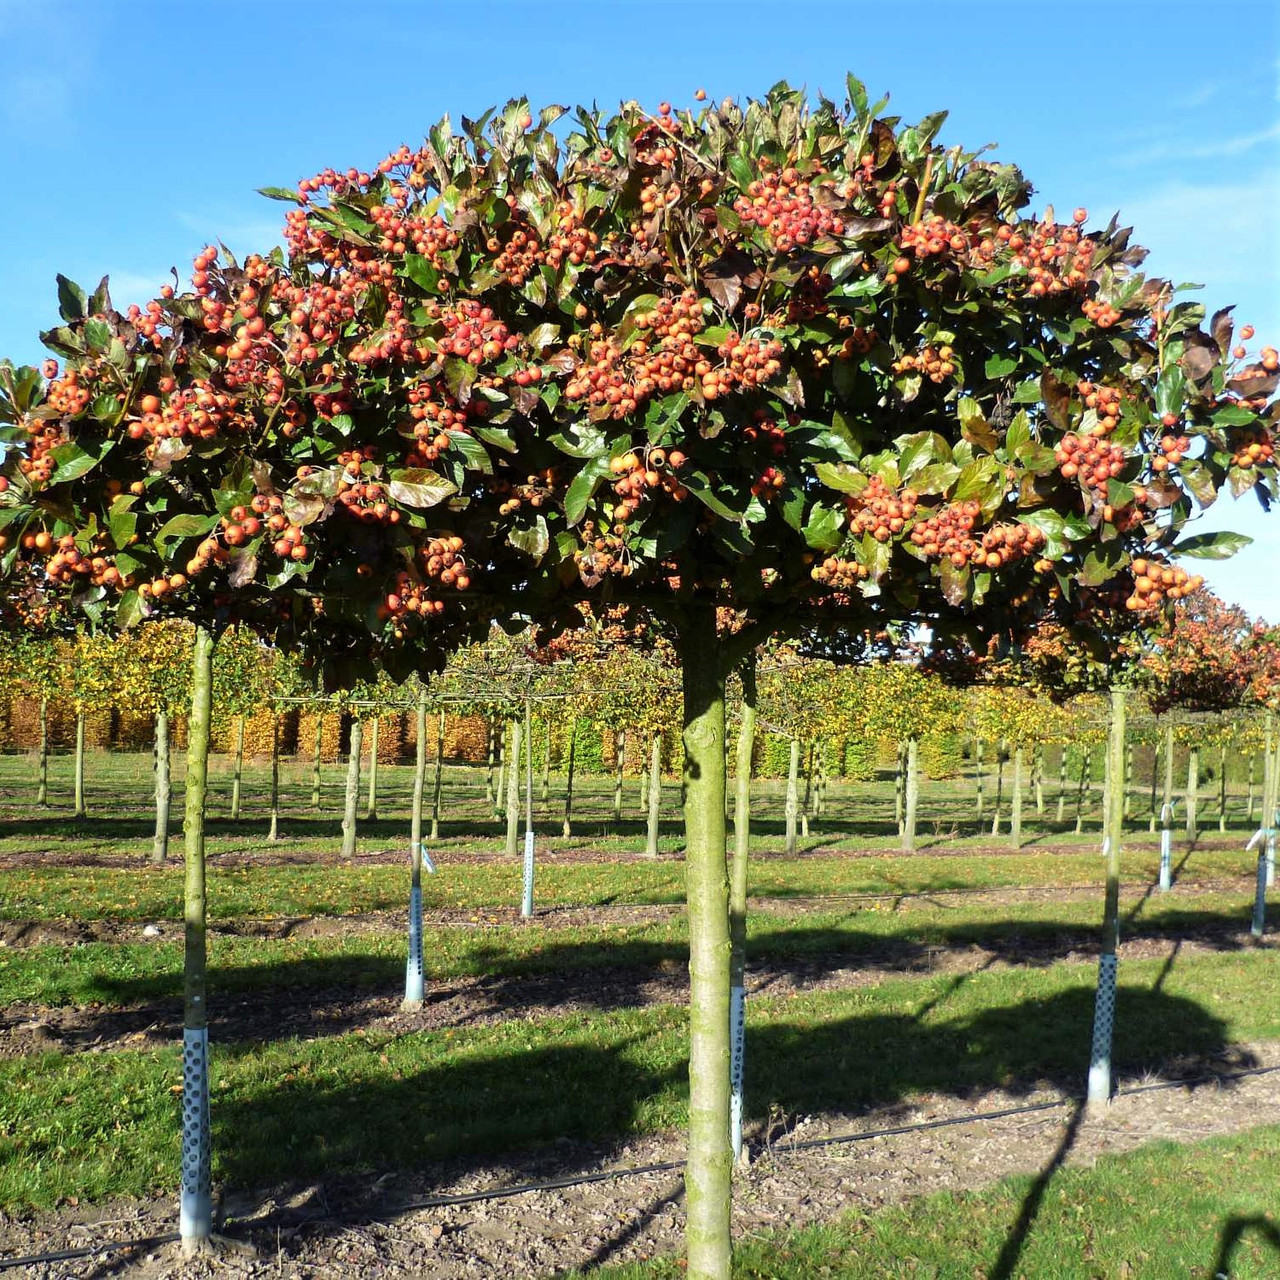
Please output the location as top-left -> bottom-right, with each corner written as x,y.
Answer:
8,1060 -> 1278,1272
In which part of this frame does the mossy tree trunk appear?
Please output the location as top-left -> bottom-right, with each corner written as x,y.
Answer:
152,709 -> 172,864
729,654 -> 756,1163
341,719 -> 362,858
678,604 -> 732,1280
180,627 -> 214,1253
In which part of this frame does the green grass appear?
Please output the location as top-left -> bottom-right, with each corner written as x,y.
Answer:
0,846 -> 1259,923
584,1125 -> 1280,1279
0,890 -> 1271,1010
2,949 -> 1279,1211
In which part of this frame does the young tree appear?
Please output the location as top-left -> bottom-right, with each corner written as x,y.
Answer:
1,81 -> 1273,1274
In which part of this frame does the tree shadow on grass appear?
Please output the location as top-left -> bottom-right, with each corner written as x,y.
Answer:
1213,1214 -> 1280,1278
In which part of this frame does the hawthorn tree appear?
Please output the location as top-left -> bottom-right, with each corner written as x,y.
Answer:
1,79 -> 1275,1274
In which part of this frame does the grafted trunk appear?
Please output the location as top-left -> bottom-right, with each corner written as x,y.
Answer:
365,717 -> 380,822
613,728 -> 625,823
541,722 -> 551,807
310,713 -> 324,810
901,736 -> 919,854
1033,743 -> 1045,815
678,604 -> 732,1280
36,697 -> 49,807
729,655 -> 756,1163
1185,745 -> 1199,840
73,711 -> 86,817
1010,744 -> 1023,850
1218,744 -> 1228,834
180,627 -> 215,1253
505,719 -> 521,859
430,707 -> 446,841
1075,747 -> 1090,835
800,741 -> 814,838
230,715 -> 245,820
645,731 -> 662,858
1056,745 -> 1069,824
562,719 -> 577,838
486,718 -> 497,808
267,711 -> 280,841
975,739 -> 985,819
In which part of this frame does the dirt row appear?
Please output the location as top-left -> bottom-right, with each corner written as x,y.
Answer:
2,913 -> 1273,1059
3,1043 -> 1277,1278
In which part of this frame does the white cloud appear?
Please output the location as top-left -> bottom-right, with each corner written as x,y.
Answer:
175,210 -> 285,257
1112,122 -> 1280,168
99,269 -> 176,309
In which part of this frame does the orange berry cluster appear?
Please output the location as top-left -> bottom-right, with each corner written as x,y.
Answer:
372,204 -> 458,260
1126,558 -> 1204,612
742,413 -> 787,456
1054,433 -> 1128,495
836,323 -> 876,360
127,382 -> 252,445
811,555 -> 868,589
898,214 -> 968,260
849,477 -> 919,543
908,499 -> 982,566
574,521 -> 632,579
733,164 -> 846,251
40,533 -> 118,591
383,572 -> 444,624
608,448 -> 688,521
420,534 -> 469,590
1231,428 -> 1275,469
1077,381 -> 1124,436
633,116 -> 679,167
1000,211 -> 1096,298
786,266 -> 834,323
45,369 -> 92,417
1081,297 -> 1122,328
971,522 -> 1046,570
750,465 -> 786,500
498,468 -> 560,516
337,479 -> 402,527
185,531 -> 230,580
704,332 -> 784,400
431,300 -> 518,365
892,345 -> 955,384
1262,346 -> 1279,372
124,297 -> 170,347
1150,431 -> 1191,472
16,414 -> 68,485
282,281 -> 360,365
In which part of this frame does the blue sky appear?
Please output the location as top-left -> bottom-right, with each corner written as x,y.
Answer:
1,0 -> 1277,617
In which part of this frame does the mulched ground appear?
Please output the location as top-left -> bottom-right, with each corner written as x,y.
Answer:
2,1042 -> 1277,1278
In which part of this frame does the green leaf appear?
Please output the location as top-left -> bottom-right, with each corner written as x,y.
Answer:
1175,530 -> 1252,560
1212,405 -> 1260,427
257,186 -> 300,202
401,254 -> 442,293
802,504 -> 844,552
1155,366 -> 1187,418
472,425 -> 518,453
49,438 -> 114,483
984,353 -> 1019,379
155,513 -> 217,553
1004,410 -> 1030,455
83,319 -> 112,352
507,516 -> 550,562
645,392 -> 691,444
388,469 -> 458,508
56,274 -> 87,323
939,557 -> 970,606
116,589 -> 145,630
107,496 -> 138,549
446,430 -> 492,473
564,456 -> 612,527
897,431 -> 951,481
548,422 -> 609,459
950,457 -> 1000,506
814,462 -> 865,494
830,275 -> 883,301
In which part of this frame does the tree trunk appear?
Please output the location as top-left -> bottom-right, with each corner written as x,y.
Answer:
1218,743 -> 1229,834
1247,752 -> 1256,825
613,728 -> 625,823
562,718 -> 577,839
1075,747 -> 1090,834
800,741 -> 814,839
901,736 -> 919,854
640,747 -> 649,813
365,717 -> 380,822
894,740 -> 906,833
1087,688 -> 1126,1103
1148,733 -> 1160,834
310,712 -> 323,809
645,731 -> 662,858
430,707 -> 445,841
341,720 -> 362,858
410,691 -> 427,854
230,715 -> 245,820
180,626 -> 215,1253
1056,745 -> 1069,824
992,744 -> 1005,837
1186,745 -> 1199,840
486,718 -> 497,808
678,605 -> 731,1279
1033,743 -> 1045,815
784,737 -> 800,856
541,722 -> 551,807
505,718 -> 522,859
729,656 -> 756,1163
1123,741 -> 1133,823
73,711 -> 86,817
975,739 -> 985,819
267,711 -> 280,841
494,722 -> 505,821
152,710 -> 171,863
1010,743 -> 1023,850
36,696 -> 49,807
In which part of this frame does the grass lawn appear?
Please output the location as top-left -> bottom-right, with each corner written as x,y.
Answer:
585,1124 -> 1280,1279
2,949 -> 1279,1210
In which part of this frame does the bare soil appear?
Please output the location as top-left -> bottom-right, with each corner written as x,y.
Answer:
2,1043 -> 1277,1278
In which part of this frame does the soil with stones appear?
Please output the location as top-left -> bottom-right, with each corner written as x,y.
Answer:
2,1043 -> 1277,1278
1,909 -> 1273,1059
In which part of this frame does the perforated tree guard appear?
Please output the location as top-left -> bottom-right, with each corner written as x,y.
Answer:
1252,851 -> 1268,939
729,984 -> 746,1160
405,881 -> 425,1005
180,1028 -> 211,1241
521,828 -> 535,919
1087,952 -> 1118,1103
